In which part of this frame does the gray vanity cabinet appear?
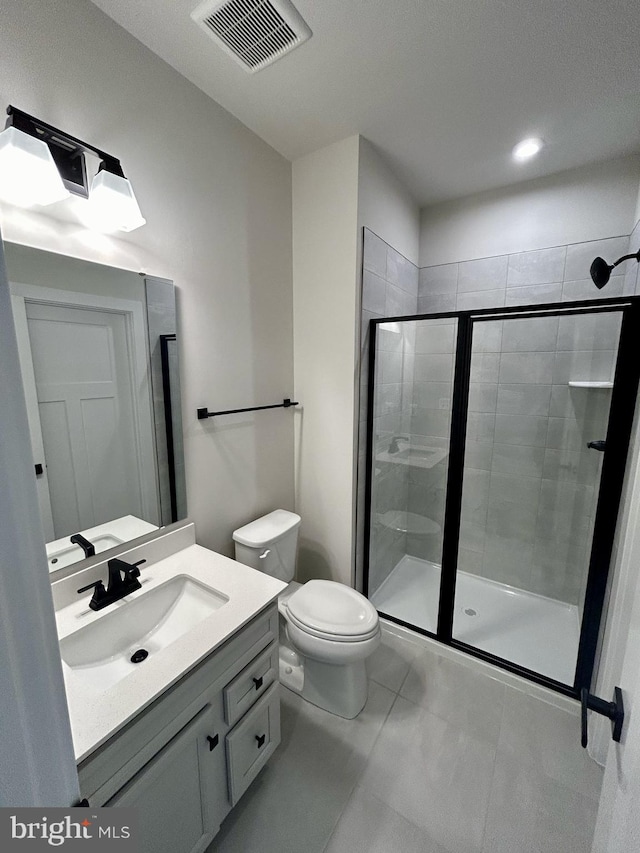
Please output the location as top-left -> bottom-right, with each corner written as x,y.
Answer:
106,703 -> 226,853
78,604 -> 280,852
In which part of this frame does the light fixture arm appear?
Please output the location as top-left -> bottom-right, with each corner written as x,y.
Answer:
6,105 -> 125,185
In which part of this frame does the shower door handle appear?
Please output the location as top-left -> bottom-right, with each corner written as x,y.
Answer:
587,440 -> 607,452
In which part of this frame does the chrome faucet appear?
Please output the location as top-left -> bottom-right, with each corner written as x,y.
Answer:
388,435 -> 409,454
77,557 -> 146,611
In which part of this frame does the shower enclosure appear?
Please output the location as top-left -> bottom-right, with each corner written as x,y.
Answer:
364,297 -> 640,696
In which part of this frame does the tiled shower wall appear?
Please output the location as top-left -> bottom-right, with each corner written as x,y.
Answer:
359,227 -> 639,604
406,312 -> 617,605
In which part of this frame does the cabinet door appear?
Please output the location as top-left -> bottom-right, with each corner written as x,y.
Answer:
226,684 -> 281,806
107,704 -> 225,853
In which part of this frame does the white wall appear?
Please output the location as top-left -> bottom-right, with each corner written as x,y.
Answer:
0,0 -> 294,559
292,136 -> 360,584
291,135 -> 419,587
358,138 -> 420,265
0,234 -> 78,806
420,155 -> 640,266
591,449 -> 640,850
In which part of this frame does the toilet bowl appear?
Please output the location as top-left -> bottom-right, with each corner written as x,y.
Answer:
233,510 -> 380,719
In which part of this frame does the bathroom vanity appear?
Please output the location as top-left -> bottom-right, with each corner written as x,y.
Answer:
53,522 -> 286,853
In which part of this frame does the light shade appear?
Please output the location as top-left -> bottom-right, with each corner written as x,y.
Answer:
87,168 -> 146,232
0,126 -> 70,207
512,137 -> 544,162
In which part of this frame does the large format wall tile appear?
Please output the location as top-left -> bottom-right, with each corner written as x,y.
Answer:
499,352 -> 555,385
363,229 -> 388,277
501,316 -> 558,352
562,275 -> 627,301
456,288 -> 506,311
457,255 -> 508,293
507,246 -> 567,287
497,384 -> 552,416
362,269 -> 387,314
563,236 -> 629,282
505,282 -> 563,306
419,262 -> 458,296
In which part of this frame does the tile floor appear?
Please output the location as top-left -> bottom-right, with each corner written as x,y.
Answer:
208,624 -> 602,853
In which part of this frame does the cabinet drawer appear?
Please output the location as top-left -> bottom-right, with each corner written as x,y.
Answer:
226,683 -> 280,805
224,642 -> 277,726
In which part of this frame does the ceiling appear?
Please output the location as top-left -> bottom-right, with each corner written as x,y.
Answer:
90,0 -> 640,206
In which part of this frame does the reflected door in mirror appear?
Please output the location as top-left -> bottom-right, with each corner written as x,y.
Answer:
22,301 -> 159,539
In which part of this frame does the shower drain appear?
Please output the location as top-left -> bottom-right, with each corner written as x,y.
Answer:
464,608 -> 477,617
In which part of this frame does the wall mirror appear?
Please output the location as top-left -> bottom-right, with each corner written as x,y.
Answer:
4,242 -> 187,575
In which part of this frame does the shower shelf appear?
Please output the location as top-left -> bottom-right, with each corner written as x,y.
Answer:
377,510 -> 441,537
568,381 -> 613,389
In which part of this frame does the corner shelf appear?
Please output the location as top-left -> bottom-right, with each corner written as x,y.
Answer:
568,381 -> 613,389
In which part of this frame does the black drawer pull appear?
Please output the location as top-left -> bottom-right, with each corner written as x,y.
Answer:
255,734 -> 266,748
253,676 -> 264,690
207,734 -> 219,751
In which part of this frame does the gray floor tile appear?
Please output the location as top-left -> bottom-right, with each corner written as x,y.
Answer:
400,645 -> 506,742
324,785 -> 449,853
358,695 -> 497,853
208,643 -> 602,853
497,686 -> 603,800
367,626 -> 420,692
208,681 -> 395,853
481,745 -> 599,853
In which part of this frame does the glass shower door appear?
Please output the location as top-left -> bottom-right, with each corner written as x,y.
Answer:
451,308 -> 624,686
367,317 -> 457,634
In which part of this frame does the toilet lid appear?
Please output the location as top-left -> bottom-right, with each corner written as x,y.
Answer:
286,580 -> 379,640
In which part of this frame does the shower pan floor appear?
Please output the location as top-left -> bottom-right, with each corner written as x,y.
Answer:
370,555 -> 580,685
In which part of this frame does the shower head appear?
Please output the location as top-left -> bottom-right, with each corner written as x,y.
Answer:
590,249 -> 640,289
590,257 -> 613,289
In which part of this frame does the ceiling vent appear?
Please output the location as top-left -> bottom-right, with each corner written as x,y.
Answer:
191,0 -> 312,73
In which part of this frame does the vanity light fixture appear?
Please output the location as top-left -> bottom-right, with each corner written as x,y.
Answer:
86,164 -> 146,233
512,137 -> 544,162
0,106 -> 145,231
0,124 -> 69,208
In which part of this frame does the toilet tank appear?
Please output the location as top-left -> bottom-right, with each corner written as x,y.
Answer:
232,509 -> 301,582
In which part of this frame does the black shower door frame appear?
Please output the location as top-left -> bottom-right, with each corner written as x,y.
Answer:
363,296 -> 640,699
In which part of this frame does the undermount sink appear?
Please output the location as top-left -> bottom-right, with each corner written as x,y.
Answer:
60,575 -> 229,692
395,446 -> 439,463
376,443 -> 448,469
48,533 -> 124,570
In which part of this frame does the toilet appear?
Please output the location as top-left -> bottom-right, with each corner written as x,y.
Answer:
233,509 -> 381,719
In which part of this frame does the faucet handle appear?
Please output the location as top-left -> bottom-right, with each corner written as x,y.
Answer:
127,558 -> 146,579
77,579 -> 106,595
77,579 -> 108,610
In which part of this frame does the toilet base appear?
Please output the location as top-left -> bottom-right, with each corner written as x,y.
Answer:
278,642 -> 369,719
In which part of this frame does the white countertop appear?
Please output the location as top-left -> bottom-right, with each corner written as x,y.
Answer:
56,542 -> 286,763
46,514 -> 159,572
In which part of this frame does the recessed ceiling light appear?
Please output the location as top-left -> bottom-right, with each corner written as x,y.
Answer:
512,137 -> 544,162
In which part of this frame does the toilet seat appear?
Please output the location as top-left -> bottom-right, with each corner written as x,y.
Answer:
286,579 -> 379,642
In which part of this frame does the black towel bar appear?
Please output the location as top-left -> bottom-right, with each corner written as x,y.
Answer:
197,398 -> 298,419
